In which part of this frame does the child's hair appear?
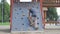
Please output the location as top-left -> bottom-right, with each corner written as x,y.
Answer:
32,15 -> 36,17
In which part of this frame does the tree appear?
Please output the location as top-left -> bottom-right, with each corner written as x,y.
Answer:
0,0 -> 10,22
4,1 -> 10,22
46,7 -> 58,21
0,3 -> 2,22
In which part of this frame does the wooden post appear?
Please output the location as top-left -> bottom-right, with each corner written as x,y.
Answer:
10,0 -> 14,31
40,0 -> 45,29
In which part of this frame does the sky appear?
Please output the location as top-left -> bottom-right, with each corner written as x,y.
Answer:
0,0 -> 10,5
0,0 -> 1,2
6,0 -> 10,5
56,7 -> 60,16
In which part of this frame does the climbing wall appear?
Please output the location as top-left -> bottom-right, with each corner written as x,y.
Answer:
11,1 -> 43,31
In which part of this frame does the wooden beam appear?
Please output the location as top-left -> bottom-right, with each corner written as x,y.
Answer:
43,0 -> 60,7
43,4 -> 60,7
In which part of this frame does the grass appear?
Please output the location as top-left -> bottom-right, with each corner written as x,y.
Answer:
0,22 -> 10,25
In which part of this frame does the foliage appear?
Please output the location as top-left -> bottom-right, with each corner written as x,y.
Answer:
0,22 -> 10,25
4,2 -> 10,21
0,0 -> 10,22
46,7 -> 58,21
0,3 -> 2,21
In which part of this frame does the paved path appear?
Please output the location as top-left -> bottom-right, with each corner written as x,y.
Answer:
0,25 -> 60,34
0,25 -> 10,34
11,29 -> 60,34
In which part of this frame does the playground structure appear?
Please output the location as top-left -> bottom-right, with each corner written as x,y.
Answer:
10,0 -> 60,32
43,0 -> 60,25
10,0 -> 44,31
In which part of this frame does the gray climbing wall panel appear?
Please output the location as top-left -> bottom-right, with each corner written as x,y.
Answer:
11,2 -> 44,31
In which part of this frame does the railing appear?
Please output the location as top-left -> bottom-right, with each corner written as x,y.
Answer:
43,0 -> 60,7
43,0 -> 60,4
46,21 -> 59,24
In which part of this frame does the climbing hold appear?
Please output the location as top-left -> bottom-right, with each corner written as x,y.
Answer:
19,8 -> 22,10
22,14 -> 25,16
37,17 -> 39,19
15,17 -> 16,19
37,7 -> 39,9
21,18 -> 23,19
37,23 -> 39,25
35,27 -> 38,30
15,9 -> 17,11
15,28 -> 17,30
22,24 -> 24,25
17,13 -> 19,15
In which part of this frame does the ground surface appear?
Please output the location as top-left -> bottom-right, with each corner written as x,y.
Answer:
11,29 -> 60,34
0,25 -> 60,34
0,25 -> 10,34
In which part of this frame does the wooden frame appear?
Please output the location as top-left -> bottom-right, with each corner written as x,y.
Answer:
10,0 -> 14,31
